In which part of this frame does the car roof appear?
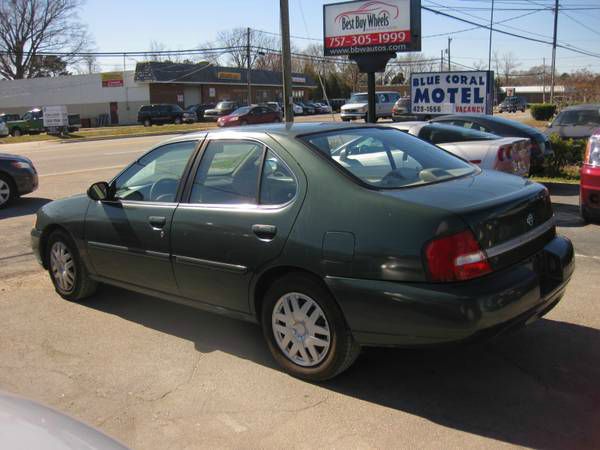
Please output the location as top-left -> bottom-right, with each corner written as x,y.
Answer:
432,114 -> 544,135
168,122 -> 379,143
561,103 -> 600,111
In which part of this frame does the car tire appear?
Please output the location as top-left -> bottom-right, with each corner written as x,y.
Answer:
174,117 -> 182,125
0,173 -> 15,209
46,230 -> 97,302
143,119 -> 151,127
11,128 -> 22,137
580,203 -> 592,223
261,273 -> 360,381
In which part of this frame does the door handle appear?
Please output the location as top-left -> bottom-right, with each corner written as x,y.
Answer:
148,216 -> 166,229
252,224 -> 277,240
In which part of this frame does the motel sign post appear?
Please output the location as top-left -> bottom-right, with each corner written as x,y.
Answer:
323,0 -> 421,122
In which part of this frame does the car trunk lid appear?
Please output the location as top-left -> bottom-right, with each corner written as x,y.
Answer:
383,170 -> 555,271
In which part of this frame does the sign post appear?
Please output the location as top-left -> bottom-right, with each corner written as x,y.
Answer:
323,0 -> 421,122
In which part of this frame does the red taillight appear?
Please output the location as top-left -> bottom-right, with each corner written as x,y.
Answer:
424,230 -> 492,282
497,145 -> 513,162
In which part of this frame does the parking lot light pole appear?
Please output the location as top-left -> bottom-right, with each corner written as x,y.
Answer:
280,0 -> 293,123
247,27 -> 252,105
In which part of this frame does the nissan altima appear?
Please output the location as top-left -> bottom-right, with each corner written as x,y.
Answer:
31,123 -> 574,381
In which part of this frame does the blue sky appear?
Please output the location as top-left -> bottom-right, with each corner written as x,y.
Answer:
80,0 -> 600,74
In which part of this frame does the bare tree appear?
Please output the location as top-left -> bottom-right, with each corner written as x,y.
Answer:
0,0 -> 92,79
216,28 -> 278,69
501,52 -> 520,85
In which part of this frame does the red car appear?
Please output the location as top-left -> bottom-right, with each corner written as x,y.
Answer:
217,105 -> 281,127
580,128 -> 600,222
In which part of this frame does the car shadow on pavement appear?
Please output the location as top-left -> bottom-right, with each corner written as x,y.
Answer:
327,319 -> 600,449
545,182 -> 579,197
86,285 -> 276,368
0,197 -> 52,220
87,285 -> 600,449
552,202 -> 586,228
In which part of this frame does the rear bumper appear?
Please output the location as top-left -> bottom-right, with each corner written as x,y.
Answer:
340,112 -> 366,120
580,165 -> 600,215
326,235 -> 574,347
14,169 -> 38,195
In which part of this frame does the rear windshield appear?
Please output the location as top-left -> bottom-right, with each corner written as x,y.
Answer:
231,107 -> 251,116
216,102 -> 235,110
300,127 -> 475,189
418,124 -> 498,144
556,109 -> 600,126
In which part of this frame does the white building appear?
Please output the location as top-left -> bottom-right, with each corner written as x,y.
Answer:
0,71 -> 149,125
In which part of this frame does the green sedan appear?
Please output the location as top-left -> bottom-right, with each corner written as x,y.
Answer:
31,123 -> 574,381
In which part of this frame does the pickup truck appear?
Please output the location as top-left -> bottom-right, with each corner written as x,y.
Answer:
6,108 -> 81,137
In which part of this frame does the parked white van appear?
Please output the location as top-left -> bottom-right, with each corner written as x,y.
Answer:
340,91 -> 401,122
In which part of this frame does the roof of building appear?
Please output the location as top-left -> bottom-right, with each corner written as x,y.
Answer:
500,85 -> 567,94
134,62 -> 317,88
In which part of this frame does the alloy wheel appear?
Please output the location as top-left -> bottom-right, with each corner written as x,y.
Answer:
50,241 -> 76,292
272,292 -> 331,367
0,179 -> 10,207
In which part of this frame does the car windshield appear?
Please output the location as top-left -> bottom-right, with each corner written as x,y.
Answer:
231,107 -> 251,116
418,124 -> 498,144
557,109 -> 600,126
300,127 -> 476,189
348,94 -> 368,103
216,102 -> 234,110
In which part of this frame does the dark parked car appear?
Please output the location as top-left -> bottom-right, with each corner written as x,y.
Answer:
0,153 -> 38,208
431,114 -> 552,164
546,104 -> 600,140
203,101 -> 240,121
185,103 -> 215,122
31,124 -> 573,381
137,104 -> 193,126
498,96 -> 527,113
217,105 -> 281,127
295,102 -> 315,115
0,113 -> 21,122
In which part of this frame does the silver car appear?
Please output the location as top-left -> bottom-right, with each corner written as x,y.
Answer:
0,391 -> 128,449
340,91 -> 400,122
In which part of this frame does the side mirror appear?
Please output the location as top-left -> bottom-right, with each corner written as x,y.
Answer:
547,122 -> 553,128
87,181 -> 110,201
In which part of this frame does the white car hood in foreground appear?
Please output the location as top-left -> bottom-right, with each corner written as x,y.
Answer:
0,391 -> 128,450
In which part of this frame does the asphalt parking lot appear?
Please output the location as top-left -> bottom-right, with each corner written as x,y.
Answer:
1,130 -> 599,449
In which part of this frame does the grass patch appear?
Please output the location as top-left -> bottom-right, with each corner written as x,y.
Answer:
0,122 -> 219,144
532,176 -> 580,185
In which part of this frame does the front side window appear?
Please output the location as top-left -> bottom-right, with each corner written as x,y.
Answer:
301,128 -> 475,189
190,140 -> 263,204
113,141 -> 197,202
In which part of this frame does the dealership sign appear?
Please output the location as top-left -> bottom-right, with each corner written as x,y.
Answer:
101,72 -> 124,87
410,71 -> 494,115
323,0 -> 421,56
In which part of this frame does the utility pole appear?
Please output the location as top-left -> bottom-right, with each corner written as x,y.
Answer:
488,0 -> 495,71
440,49 -> 444,72
550,0 -> 559,103
542,57 -> 546,103
447,37 -> 452,71
247,27 -> 252,105
280,0 -> 293,123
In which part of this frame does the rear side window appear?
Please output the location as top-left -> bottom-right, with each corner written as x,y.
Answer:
301,127 -> 475,189
260,150 -> 297,205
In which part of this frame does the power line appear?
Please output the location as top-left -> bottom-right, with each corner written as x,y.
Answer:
422,5 -> 600,59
